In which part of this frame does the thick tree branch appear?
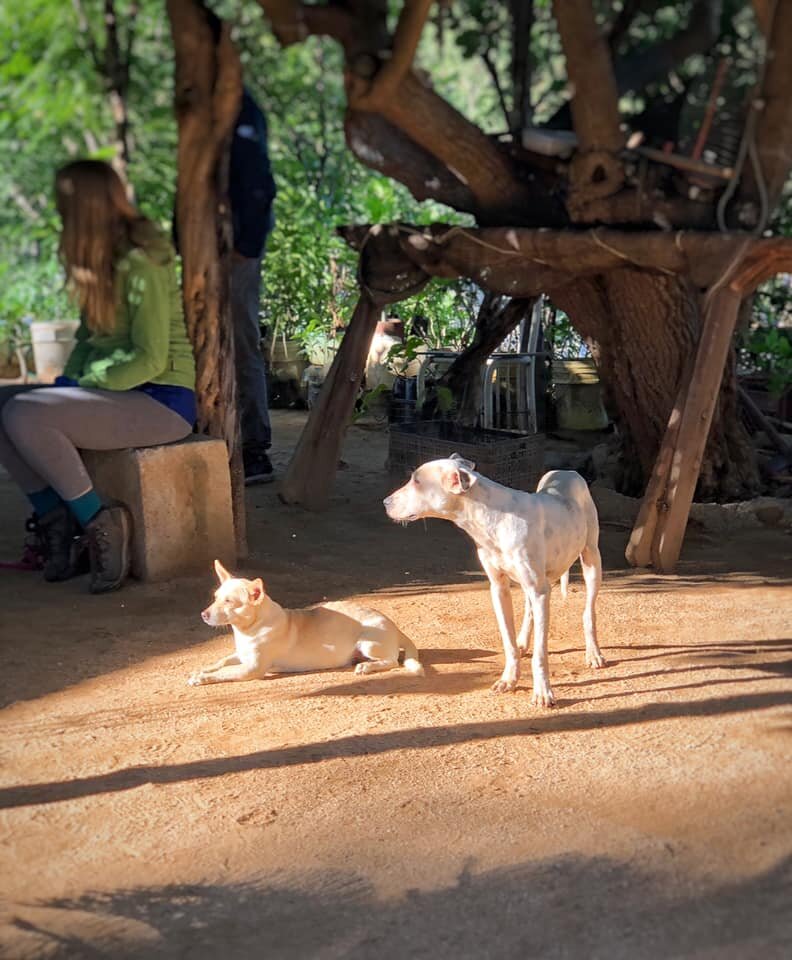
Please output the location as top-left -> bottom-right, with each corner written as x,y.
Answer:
258,0 -> 535,219
552,0 -> 624,215
552,0 -> 623,153
344,110 -> 480,215
738,0 -> 792,217
751,0 -> 774,33
350,0 -> 433,111
432,295 -> 534,425
340,224 -> 792,298
256,0 -> 305,45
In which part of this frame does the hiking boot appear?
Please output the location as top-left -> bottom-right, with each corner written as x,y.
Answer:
37,504 -> 88,582
22,514 -> 47,572
85,505 -> 131,594
243,446 -> 274,486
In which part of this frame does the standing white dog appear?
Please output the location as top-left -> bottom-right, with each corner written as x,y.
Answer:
188,561 -> 423,686
384,455 -> 605,706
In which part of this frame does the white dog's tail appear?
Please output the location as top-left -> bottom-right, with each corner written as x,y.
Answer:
560,570 -> 569,601
400,634 -> 425,676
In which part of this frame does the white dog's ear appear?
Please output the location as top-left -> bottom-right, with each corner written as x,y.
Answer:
450,452 -> 476,472
247,578 -> 265,603
442,465 -> 477,494
214,559 -> 232,583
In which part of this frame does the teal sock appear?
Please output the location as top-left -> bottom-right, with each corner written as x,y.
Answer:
67,489 -> 103,527
28,487 -> 62,517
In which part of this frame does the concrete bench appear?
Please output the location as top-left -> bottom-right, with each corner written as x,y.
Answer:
82,436 -> 235,582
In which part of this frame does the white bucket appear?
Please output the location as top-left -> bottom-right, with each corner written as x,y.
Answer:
30,320 -> 81,383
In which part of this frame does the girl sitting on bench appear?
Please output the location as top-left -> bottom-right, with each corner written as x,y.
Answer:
0,160 -> 196,593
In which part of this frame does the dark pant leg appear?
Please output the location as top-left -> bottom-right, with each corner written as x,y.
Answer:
230,255 -> 272,450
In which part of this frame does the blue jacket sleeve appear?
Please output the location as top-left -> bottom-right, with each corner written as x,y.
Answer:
229,89 -> 277,259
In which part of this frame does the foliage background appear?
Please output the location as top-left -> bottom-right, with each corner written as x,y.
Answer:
0,0 -> 789,385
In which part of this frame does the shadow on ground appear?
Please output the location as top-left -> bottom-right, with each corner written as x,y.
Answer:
5,853 -> 791,959
2,683 -> 790,811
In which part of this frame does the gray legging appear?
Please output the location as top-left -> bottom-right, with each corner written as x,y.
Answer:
0,385 -> 193,501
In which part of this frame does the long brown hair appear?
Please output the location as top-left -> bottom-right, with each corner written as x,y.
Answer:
55,160 -> 158,334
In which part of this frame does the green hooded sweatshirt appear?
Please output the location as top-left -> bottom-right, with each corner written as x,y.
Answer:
63,230 -> 195,392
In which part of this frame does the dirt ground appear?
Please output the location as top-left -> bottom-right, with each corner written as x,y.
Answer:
1,409 -> 791,960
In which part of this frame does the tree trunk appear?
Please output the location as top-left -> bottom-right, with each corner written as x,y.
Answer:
279,293 -> 380,510
425,295 -> 534,425
167,0 -> 247,554
551,269 -> 759,500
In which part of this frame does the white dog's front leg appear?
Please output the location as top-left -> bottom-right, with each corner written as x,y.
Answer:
188,661 -> 268,686
195,652 -> 241,675
516,592 -> 533,657
480,557 -> 520,693
528,584 -> 554,707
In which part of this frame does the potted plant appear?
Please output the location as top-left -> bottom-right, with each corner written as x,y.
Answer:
0,261 -> 79,383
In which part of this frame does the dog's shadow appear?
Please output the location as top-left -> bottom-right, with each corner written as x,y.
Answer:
300,647 -> 497,698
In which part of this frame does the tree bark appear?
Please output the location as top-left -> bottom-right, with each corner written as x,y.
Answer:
552,0 -> 624,214
551,270 -> 759,500
279,293 -> 380,510
737,0 -> 792,219
167,0 -> 247,554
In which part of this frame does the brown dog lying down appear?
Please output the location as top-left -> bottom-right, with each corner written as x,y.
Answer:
188,561 -> 424,686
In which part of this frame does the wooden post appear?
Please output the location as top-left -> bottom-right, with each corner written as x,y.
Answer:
626,288 -> 742,572
652,289 -> 742,571
278,293 -> 380,510
624,365 -> 693,567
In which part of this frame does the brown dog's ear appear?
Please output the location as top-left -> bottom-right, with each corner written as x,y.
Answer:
441,465 -> 477,494
214,559 -> 232,583
247,578 -> 265,603
450,452 -> 476,472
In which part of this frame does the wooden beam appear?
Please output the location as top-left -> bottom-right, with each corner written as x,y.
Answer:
627,230 -> 792,571
278,294 -> 380,510
653,288 -> 742,571
633,145 -> 733,181
626,287 -> 742,573
624,364 -> 693,567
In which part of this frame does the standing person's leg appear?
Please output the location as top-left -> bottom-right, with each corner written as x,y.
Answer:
230,254 -> 273,484
2,387 -> 193,591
